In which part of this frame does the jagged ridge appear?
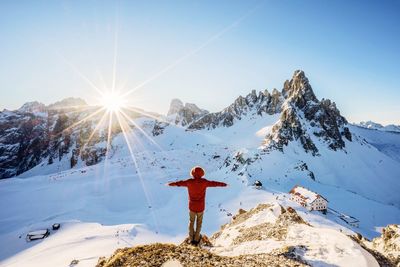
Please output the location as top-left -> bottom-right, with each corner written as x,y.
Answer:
187,89 -> 282,130
0,70 -> 353,178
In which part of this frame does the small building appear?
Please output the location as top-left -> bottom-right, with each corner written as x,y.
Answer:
253,180 -> 263,189
289,185 -> 328,211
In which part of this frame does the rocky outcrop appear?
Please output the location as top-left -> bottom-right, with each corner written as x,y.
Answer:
96,242 -> 307,267
352,225 -> 400,267
264,70 -> 351,154
188,89 -> 283,130
0,112 -> 49,178
370,224 -> 400,265
264,104 -> 319,155
167,99 -> 209,126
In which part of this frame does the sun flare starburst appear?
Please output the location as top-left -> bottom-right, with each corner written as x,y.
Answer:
100,91 -> 126,112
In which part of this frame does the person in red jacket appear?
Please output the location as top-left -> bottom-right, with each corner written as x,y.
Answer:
168,166 -> 227,245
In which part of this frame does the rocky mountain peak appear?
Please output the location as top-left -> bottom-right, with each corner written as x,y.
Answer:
167,99 -> 184,116
18,101 -> 47,114
264,70 -> 351,154
167,98 -> 209,126
282,70 -> 318,109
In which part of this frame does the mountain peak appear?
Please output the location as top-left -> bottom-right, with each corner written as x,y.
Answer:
167,98 -> 209,126
264,70 -> 351,154
282,70 -> 318,109
18,101 -> 47,114
167,99 -> 184,116
356,121 -> 400,132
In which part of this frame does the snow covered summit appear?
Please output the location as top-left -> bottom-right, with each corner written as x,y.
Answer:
167,98 -> 209,126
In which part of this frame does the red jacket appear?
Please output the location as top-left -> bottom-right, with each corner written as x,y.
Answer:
169,178 -> 227,212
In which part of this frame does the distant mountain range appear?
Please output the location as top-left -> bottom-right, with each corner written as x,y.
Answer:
355,121 -> 400,133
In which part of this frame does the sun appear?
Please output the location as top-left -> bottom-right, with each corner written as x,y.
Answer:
100,91 -> 126,112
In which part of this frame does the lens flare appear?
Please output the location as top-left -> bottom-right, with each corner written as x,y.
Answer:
100,91 -> 126,112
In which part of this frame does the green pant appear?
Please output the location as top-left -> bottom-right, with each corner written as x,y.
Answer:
189,211 -> 203,242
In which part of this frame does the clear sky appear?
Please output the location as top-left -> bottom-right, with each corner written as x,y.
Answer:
0,0 -> 399,124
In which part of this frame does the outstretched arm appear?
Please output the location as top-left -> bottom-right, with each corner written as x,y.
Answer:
206,180 -> 227,187
168,180 -> 189,187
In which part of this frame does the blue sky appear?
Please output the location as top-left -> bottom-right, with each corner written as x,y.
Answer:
0,0 -> 399,124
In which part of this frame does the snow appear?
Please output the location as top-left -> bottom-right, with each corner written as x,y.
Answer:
213,225 -> 379,267
0,222 -> 180,267
211,202 -> 379,267
351,125 -> 400,162
0,112 -> 399,266
355,121 -> 400,133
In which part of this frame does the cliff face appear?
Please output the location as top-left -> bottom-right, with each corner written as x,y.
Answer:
370,224 -> 400,265
0,104 -> 112,179
263,70 -> 351,155
0,111 -> 49,178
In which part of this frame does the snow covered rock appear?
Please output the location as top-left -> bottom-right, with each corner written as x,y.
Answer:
360,224 -> 400,265
357,121 -> 384,130
18,101 -> 47,114
0,110 -> 48,178
210,202 -> 379,267
264,70 -> 351,154
0,106 -> 113,178
188,89 -> 283,130
167,99 -> 209,126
